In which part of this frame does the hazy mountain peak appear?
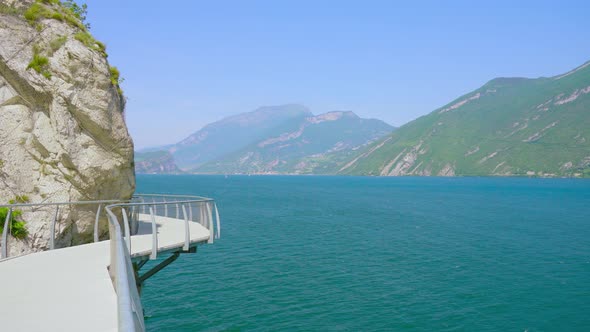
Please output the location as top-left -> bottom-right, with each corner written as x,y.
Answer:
164,104 -> 317,169
136,105 -> 395,174
220,104 -> 312,127
178,104 -> 310,146
307,111 -> 359,124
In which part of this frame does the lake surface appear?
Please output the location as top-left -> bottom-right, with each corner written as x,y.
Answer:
138,175 -> 590,331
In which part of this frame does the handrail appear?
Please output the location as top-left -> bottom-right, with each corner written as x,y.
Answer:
0,195 -> 221,257
0,199 -> 127,208
1,199 -> 132,259
105,194 -> 221,255
0,194 -> 221,332
1,207 -> 12,259
105,208 -> 144,332
104,194 -> 220,331
93,204 -> 103,242
133,193 -> 212,200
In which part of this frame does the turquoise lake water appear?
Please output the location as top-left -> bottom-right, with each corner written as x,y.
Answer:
138,175 -> 590,331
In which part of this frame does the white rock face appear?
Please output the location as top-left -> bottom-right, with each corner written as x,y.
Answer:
0,1 -> 135,254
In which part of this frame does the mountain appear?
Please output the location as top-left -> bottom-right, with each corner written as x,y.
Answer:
337,61 -> 590,177
168,104 -> 312,170
135,151 -> 180,174
195,111 -> 394,174
136,105 -> 394,174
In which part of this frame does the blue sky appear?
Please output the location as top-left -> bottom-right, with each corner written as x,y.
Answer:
85,0 -> 590,149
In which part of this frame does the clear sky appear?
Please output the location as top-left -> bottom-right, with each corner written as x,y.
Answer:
85,0 -> 590,149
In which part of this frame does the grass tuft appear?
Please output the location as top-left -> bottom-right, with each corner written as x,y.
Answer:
109,66 -> 120,85
8,195 -> 30,204
49,35 -> 67,55
74,31 -> 107,57
27,46 -> 52,79
51,11 -> 63,21
27,53 -> 49,71
109,66 -> 124,95
0,4 -> 23,15
24,2 -> 49,24
0,207 -> 28,240
23,1 -> 106,57
24,1 -> 90,34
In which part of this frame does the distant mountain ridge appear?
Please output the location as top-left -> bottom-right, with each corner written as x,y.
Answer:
137,61 -> 590,177
169,104 -> 312,170
197,110 -> 393,174
335,60 -> 590,177
135,151 -> 180,174
135,105 -> 394,174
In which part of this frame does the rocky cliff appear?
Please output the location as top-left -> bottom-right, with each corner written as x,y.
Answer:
0,0 -> 135,254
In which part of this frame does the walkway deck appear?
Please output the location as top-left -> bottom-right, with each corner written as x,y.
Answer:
0,214 -> 211,332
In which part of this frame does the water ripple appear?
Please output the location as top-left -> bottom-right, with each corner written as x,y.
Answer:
139,176 -> 590,331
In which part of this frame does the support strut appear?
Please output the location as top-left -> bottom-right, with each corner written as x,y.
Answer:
137,252 -> 179,285
134,245 -> 198,294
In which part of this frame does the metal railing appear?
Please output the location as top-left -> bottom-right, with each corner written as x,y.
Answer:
1,199 -> 130,259
0,194 -> 221,332
107,194 -> 221,259
104,194 -> 221,331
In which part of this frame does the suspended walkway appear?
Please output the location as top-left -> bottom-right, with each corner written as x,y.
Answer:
0,194 -> 221,332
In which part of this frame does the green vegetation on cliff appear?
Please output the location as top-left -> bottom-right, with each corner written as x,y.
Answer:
27,49 -> 51,79
25,0 -> 88,31
18,1 -> 115,85
108,66 -> 123,96
0,196 -> 30,240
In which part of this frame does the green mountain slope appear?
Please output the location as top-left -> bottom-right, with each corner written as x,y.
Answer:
337,61 -> 590,177
195,111 -> 394,174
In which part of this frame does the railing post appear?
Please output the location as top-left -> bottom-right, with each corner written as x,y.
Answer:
163,197 -> 168,217
133,205 -> 139,224
141,197 -> 146,214
149,206 -> 158,260
214,203 -> 221,239
1,207 -> 12,259
181,204 -> 190,251
175,203 -> 179,219
205,202 -> 214,244
188,203 -> 193,222
122,208 -> 131,252
130,205 -> 137,235
50,206 -> 59,250
93,204 -> 102,242
199,202 -> 206,228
